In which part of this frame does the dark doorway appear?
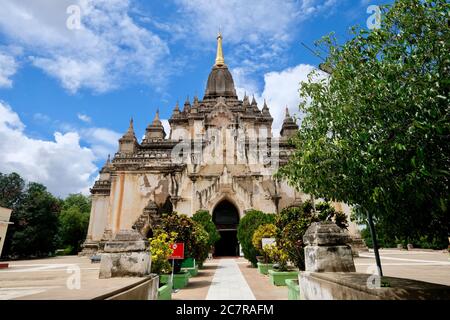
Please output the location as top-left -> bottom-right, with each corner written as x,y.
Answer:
213,200 -> 240,257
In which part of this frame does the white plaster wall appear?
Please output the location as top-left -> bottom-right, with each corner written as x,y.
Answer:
89,196 -> 110,241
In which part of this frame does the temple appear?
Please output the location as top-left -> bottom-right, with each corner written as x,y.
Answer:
83,34 -> 363,256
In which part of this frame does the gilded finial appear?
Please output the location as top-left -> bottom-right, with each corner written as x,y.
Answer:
215,32 -> 225,66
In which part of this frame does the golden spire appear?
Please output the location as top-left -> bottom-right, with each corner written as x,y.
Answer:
215,32 -> 225,66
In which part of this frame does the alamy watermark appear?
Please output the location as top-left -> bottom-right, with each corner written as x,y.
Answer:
66,264 -> 81,290
66,4 -> 82,30
170,127 -> 280,175
366,265 -> 382,289
367,5 -> 382,30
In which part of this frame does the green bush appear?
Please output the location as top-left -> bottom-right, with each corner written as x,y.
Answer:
237,210 -> 275,266
191,224 -> 210,264
192,210 -> 220,247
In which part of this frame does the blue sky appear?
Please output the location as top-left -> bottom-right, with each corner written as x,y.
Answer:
0,0 -> 388,197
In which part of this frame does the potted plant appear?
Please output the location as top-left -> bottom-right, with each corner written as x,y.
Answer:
252,223 -> 277,275
264,244 -> 298,286
149,230 -> 177,300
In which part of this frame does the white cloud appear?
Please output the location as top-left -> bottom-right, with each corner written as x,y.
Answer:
175,0 -> 298,45
0,0 -> 169,93
77,113 -> 92,123
79,127 -> 120,159
0,51 -> 18,88
262,64 -> 318,132
0,101 -> 98,197
33,113 -> 51,123
161,119 -> 171,138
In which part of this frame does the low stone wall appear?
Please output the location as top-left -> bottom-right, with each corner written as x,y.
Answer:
299,272 -> 450,300
95,275 -> 159,300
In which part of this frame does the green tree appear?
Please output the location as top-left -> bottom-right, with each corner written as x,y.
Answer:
0,172 -> 26,257
0,172 -> 25,209
278,0 -> 449,255
192,210 -> 220,247
237,210 -> 275,266
58,194 -> 91,254
10,183 -> 60,257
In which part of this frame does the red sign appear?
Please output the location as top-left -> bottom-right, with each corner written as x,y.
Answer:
169,243 -> 185,260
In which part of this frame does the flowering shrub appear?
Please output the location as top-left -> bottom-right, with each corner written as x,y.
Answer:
149,230 -> 177,275
252,223 -> 277,263
263,243 -> 289,271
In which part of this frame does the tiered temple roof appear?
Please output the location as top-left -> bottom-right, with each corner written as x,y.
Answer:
93,32 -> 299,183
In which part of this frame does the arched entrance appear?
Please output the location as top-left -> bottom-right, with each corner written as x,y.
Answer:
212,200 -> 240,257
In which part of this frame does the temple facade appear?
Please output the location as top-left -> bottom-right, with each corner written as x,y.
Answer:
83,34 -> 363,256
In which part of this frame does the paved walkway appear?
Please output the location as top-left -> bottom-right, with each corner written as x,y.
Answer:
206,259 -> 256,300
354,249 -> 450,286
2,250 -> 449,300
0,256 -> 147,300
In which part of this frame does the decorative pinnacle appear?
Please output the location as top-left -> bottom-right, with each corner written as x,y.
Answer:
152,108 -> 161,125
128,118 -> 134,132
285,107 -> 290,117
215,32 -> 225,66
